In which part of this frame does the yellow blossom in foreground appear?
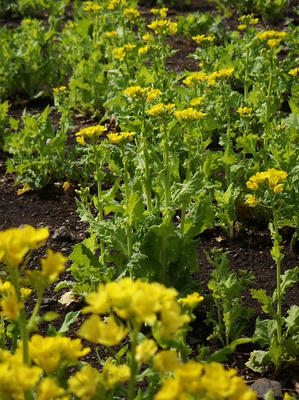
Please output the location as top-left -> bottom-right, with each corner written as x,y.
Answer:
289,68 -> 299,77
37,378 -> 65,400
102,362 -> 131,389
123,8 -> 140,20
112,44 -> 136,61
174,108 -> 206,123
146,103 -> 175,117
247,168 -> 288,192
0,225 -> 49,266
237,107 -> 252,115
83,4 -> 101,13
29,335 -> 90,373
178,292 -> 204,309
150,7 -> 168,19
153,350 -> 180,373
135,339 -> 158,363
208,68 -> 234,85
246,180 -> 259,191
148,20 -> 177,36
124,86 -> 162,102
192,34 -> 214,46
0,290 -> 23,320
155,361 -> 257,400
123,86 -> 142,98
0,351 -> 42,399
143,32 -> 153,42
68,365 -> 100,400
246,194 -> 259,207
75,125 -> 106,145
238,24 -> 247,31
158,300 -> 191,339
273,184 -> 284,194
138,45 -> 149,55
103,31 -> 118,39
53,86 -> 67,95
41,249 -> 67,283
257,30 -> 286,41
78,314 -> 129,346
108,0 -> 127,11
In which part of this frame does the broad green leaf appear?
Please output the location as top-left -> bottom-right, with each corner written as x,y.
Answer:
251,289 -> 275,318
59,311 -> 81,334
207,337 -> 256,362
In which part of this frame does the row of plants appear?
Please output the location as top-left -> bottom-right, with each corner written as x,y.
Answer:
0,0 -> 298,398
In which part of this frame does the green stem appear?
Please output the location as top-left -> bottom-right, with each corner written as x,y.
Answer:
244,46 -> 249,100
264,54 -> 274,150
9,266 -> 30,366
128,326 -> 139,400
162,120 -> 170,217
273,211 -> 282,343
223,89 -> 232,186
123,150 -> 132,265
93,142 -> 106,267
180,141 -> 192,235
141,104 -> 152,213
27,291 -> 43,333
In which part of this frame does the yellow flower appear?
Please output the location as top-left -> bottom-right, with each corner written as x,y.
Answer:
123,8 -> 140,20
237,107 -> 252,115
41,249 -> 67,283
17,183 -> 31,196
102,362 -> 130,389
174,108 -> 206,123
78,314 -> 128,346
155,377 -> 181,400
108,0 -> 127,11
76,125 -> 106,139
289,68 -> 299,77
1,291 -> 23,320
257,30 -> 286,41
107,131 -> 135,144
135,339 -> 158,363
153,350 -> 180,373
158,300 -> 191,339
63,181 -> 72,192
274,184 -> 284,194
150,8 -> 168,19
37,378 -> 65,400
178,292 -> 204,309
246,180 -> 259,190
29,335 -> 90,373
68,365 -> 100,400
246,194 -> 259,207
143,33 -> 153,42
147,20 -> 177,36
124,86 -> 161,103
238,24 -> 247,31
183,72 -> 208,87
190,97 -> 204,106
0,225 -> 49,266
267,168 -> 288,188
113,44 -> 136,61
208,68 -> 234,85
76,135 -> 86,146
146,103 -> 175,117
283,393 -> 292,400
268,38 -> 281,49
83,4 -> 101,12
192,34 -> 214,45
123,86 -> 142,98
103,31 -> 118,39
53,86 -> 67,94
83,284 -> 111,314
138,45 -> 149,55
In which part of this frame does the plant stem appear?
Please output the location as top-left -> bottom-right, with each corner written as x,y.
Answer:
162,120 -> 170,217
244,46 -> 249,100
123,150 -> 132,265
128,326 -> 138,400
141,104 -> 152,213
273,211 -> 282,343
93,142 -> 106,267
264,53 -> 274,150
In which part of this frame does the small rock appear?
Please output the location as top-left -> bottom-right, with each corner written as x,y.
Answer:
52,226 -> 75,242
251,378 -> 282,399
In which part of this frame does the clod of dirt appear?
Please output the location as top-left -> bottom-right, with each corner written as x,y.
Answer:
250,378 -> 282,398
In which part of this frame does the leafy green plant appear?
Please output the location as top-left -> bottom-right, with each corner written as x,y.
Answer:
205,249 -> 255,346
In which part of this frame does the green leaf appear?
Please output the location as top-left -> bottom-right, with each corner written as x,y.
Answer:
251,289 -> 276,318
245,350 -> 270,373
125,192 -> 144,227
59,311 -> 81,334
253,318 -> 277,347
280,267 -> 298,298
285,305 -> 299,335
207,337 -> 256,362
171,171 -> 203,206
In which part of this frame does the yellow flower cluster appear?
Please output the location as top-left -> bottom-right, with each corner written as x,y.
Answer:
53,86 -> 67,95
123,86 -> 162,102
289,67 -> 299,77
246,168 -> 288,192
0,225 -> 49,266
257,30 -> 287,41
0,280 -> 31,320
135,339 -> 158,363
79,278 -> 191,341
178,292 -> 204,309
190,97 -> 205,106
29,334 -> 90,373
174,108 -> 206,123
75,125 -> 107,145
123,8 -> 140,20
41,249 -> 67,283
108,0 -> 127,10
83,3 -> 101,13
112,44 -> 136,61
147,20 -> 177,36
150,7 -> 168,19
143,32 -> 153,42
68,362 -> 130,399
268,38 -> 282,49
0,349 -> 42,399
103,31 -> 118,39
183,72 -> 208,87
208,68 -> 234,86
237,107 -> 252,115
154,355 -> 257,400
37,377 -> 67,400
192,34 -> 214,46
107,131 -> 136,144
238,14 -> 258,30
138,45 -> 149,55
146,103 -> 175,117
246,194 -> 259,207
